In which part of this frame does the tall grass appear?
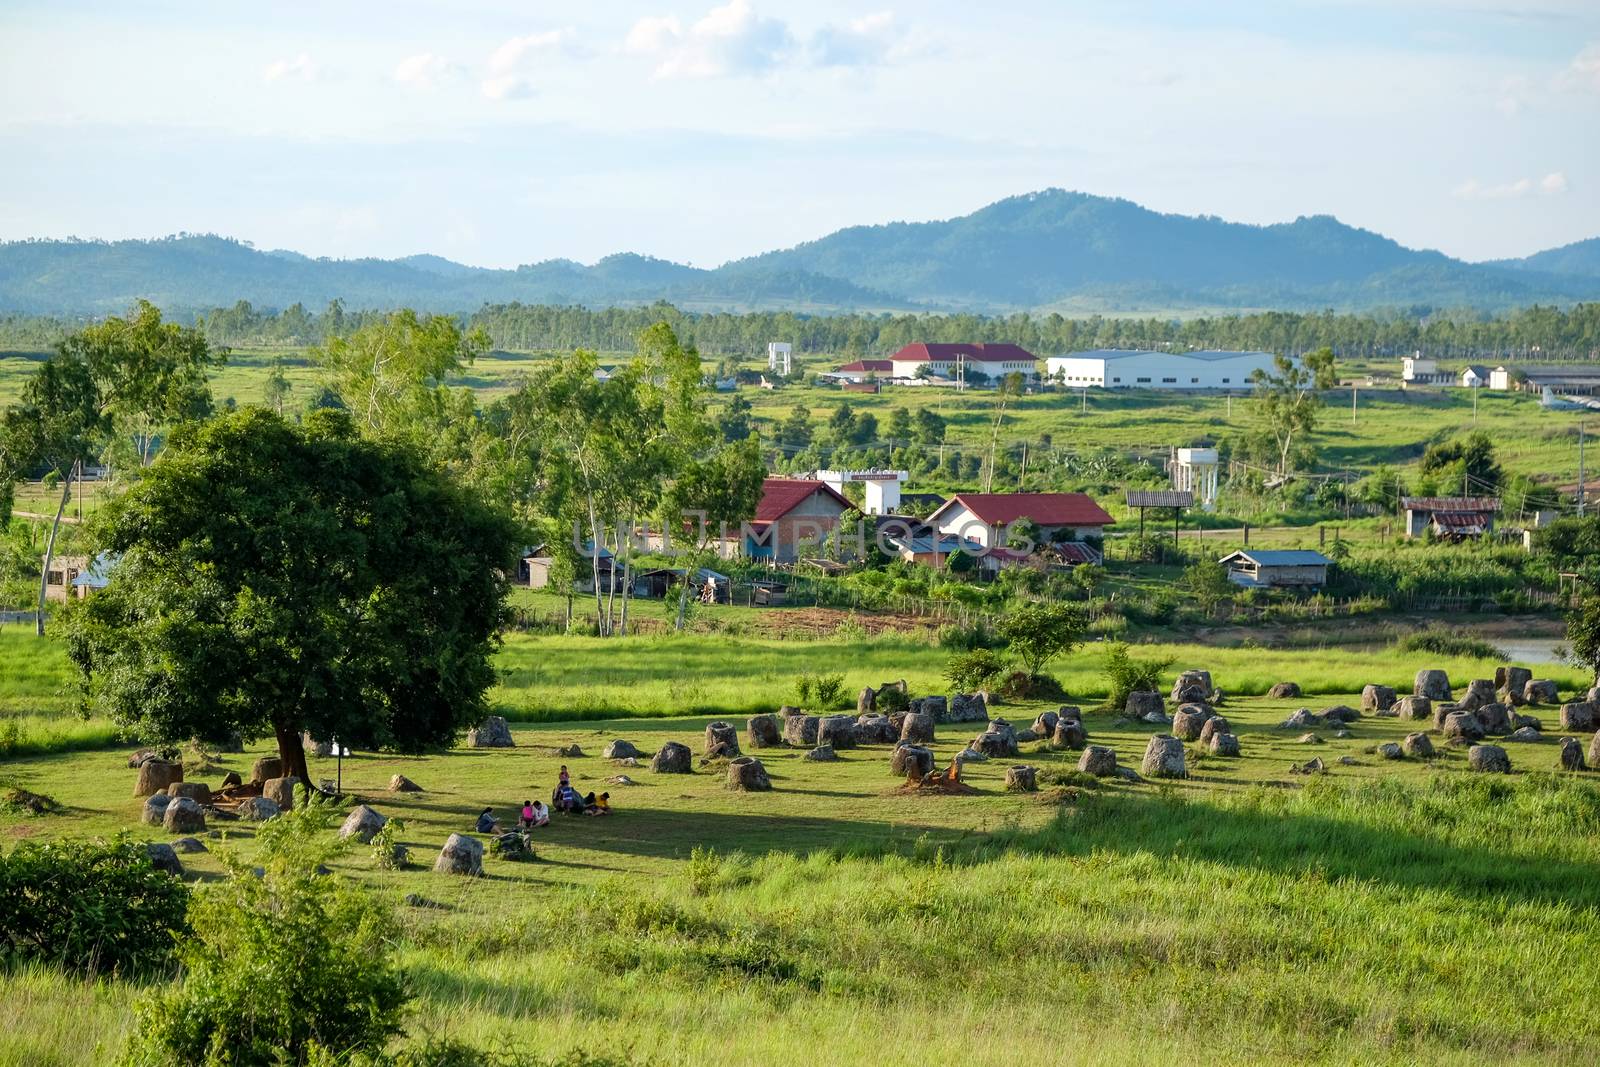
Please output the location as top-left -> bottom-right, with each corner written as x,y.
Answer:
382,775 -> 1600,1065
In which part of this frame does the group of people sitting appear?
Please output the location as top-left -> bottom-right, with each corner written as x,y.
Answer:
552,764 -> 610,816
473,765 -> 610,835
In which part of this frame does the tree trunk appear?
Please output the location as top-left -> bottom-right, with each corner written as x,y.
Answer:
35,468 -> 74,638
274,719 -> 311,790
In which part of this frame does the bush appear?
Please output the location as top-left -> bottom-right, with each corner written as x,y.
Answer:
875,686 -> 910,714
943,648 -> 1006,692
123,796 -> 408,1067
936,619 -> 1002,650
370,817 -> 409,871
795,672 -> 846,709
1392,625 -> 1504,661
996,670 -> 1067,702
1101,642 -> 1173,710
0,836 -> 189,976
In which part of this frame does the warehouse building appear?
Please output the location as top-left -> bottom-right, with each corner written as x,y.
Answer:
1044,349 -> 1279,390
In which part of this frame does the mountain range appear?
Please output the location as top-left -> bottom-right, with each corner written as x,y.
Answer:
2,190 -> 1596,317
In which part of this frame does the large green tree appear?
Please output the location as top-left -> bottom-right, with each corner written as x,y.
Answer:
1249,347 -> 1337,480
65,409 -> 517,785
0,300 -> 221,634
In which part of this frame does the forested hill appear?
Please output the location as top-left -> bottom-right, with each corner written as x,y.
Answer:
2,190 -> 1597,315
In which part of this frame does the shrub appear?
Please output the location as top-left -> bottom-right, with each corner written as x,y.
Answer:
1392,625 -> 1504,661
1101,641 -> 1173,710
943,648 -> 1006,691
370,817 -> 409,871
936,619 -> 1001,650
796,672 -> 846,709
122,796 -> 408,1067
996,670 -> 1067,702
0,836 -> 189,976
875,686 -> 910,714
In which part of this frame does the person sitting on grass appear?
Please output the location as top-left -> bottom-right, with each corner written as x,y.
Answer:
592,792 -> 611,816
519,800 -> 537,830
475,806 -> 500,834
529,800 -> 549,827
553,781 -> 585,814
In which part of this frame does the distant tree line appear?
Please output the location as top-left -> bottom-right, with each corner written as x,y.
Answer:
4,300 -> 1600,360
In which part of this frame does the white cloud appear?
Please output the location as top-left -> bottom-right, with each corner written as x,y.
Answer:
393,52 -> 457,90
263,53 -> 318,83
810,12 -> 904,68
1453,171 -> 1569,199
625,0 -> 794,79
482,29 -> 574,100
1558,42 -> 1600,91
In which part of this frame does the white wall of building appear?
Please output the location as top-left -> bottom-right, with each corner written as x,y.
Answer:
890,357 -> 1036,378
1044,351 -> 1277,389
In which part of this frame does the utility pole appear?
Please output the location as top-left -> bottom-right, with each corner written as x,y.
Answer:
1580,422 -> 1587,518
1020,441 -> 1029,487
1351,383 -> 1357,424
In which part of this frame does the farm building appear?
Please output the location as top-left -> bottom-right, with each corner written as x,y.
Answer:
1219,549 -> 1331,589
1490,365 -> 1600,396
41,554 -> 90,603
520,543 -> 618,593
927,492 -> 1114,549
880,528 -> 983,568
1402,355 -> 1450,384
743,478 -> 854,563
882,343 -> 1038,380
1460,365 -> 1490,388
829,359 -> 893,383
1400,497 -> 1500,540
1044,350 -> 1278,390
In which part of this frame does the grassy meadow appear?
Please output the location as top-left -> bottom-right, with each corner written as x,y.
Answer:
4,654 -> 1600,1065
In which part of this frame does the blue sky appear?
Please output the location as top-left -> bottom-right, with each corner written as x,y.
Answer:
1,0 -> 1596,268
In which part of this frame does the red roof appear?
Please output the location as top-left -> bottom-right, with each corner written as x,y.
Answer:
753,478 -> 854,525
930,492 -> 1114,528
888,343 -> 1037,365
836,359 -> 893,373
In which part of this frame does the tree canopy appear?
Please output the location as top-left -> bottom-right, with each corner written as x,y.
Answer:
65,408 -> 517,783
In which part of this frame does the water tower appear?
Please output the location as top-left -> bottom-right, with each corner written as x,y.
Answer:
767,342 -> 792,376
1170,447 -> 1219,511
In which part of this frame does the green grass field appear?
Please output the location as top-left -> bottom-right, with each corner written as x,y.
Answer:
4,658 -> 1600,1064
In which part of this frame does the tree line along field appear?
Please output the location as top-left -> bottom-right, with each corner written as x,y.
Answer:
4,654 -> 1600,1065
0,344 -> 1590,495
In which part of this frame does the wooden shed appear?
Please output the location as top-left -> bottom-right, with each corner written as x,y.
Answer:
1218,549 -> 1331,589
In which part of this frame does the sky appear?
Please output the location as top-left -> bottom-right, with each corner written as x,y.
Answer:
1,0 -> 1597,268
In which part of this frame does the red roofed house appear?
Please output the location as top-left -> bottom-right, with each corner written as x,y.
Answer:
888,343 -> 1037,380
927,492 -> 1114,549
744,478 -> 854,562
832,359 -> 894,383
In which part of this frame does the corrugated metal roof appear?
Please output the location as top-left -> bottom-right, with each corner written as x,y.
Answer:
1401,497 -> 1499,512
1126,490 -> 1194,508
1219,549 -> 1333,566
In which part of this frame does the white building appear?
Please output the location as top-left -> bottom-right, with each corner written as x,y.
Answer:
1402,355 -> 1437,381
1490,366 -> 1514,391
886,343 -> 1037,381
813,469 -> 909,515
1460,365 -> 1490,389
1044,350 -> 1279,390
